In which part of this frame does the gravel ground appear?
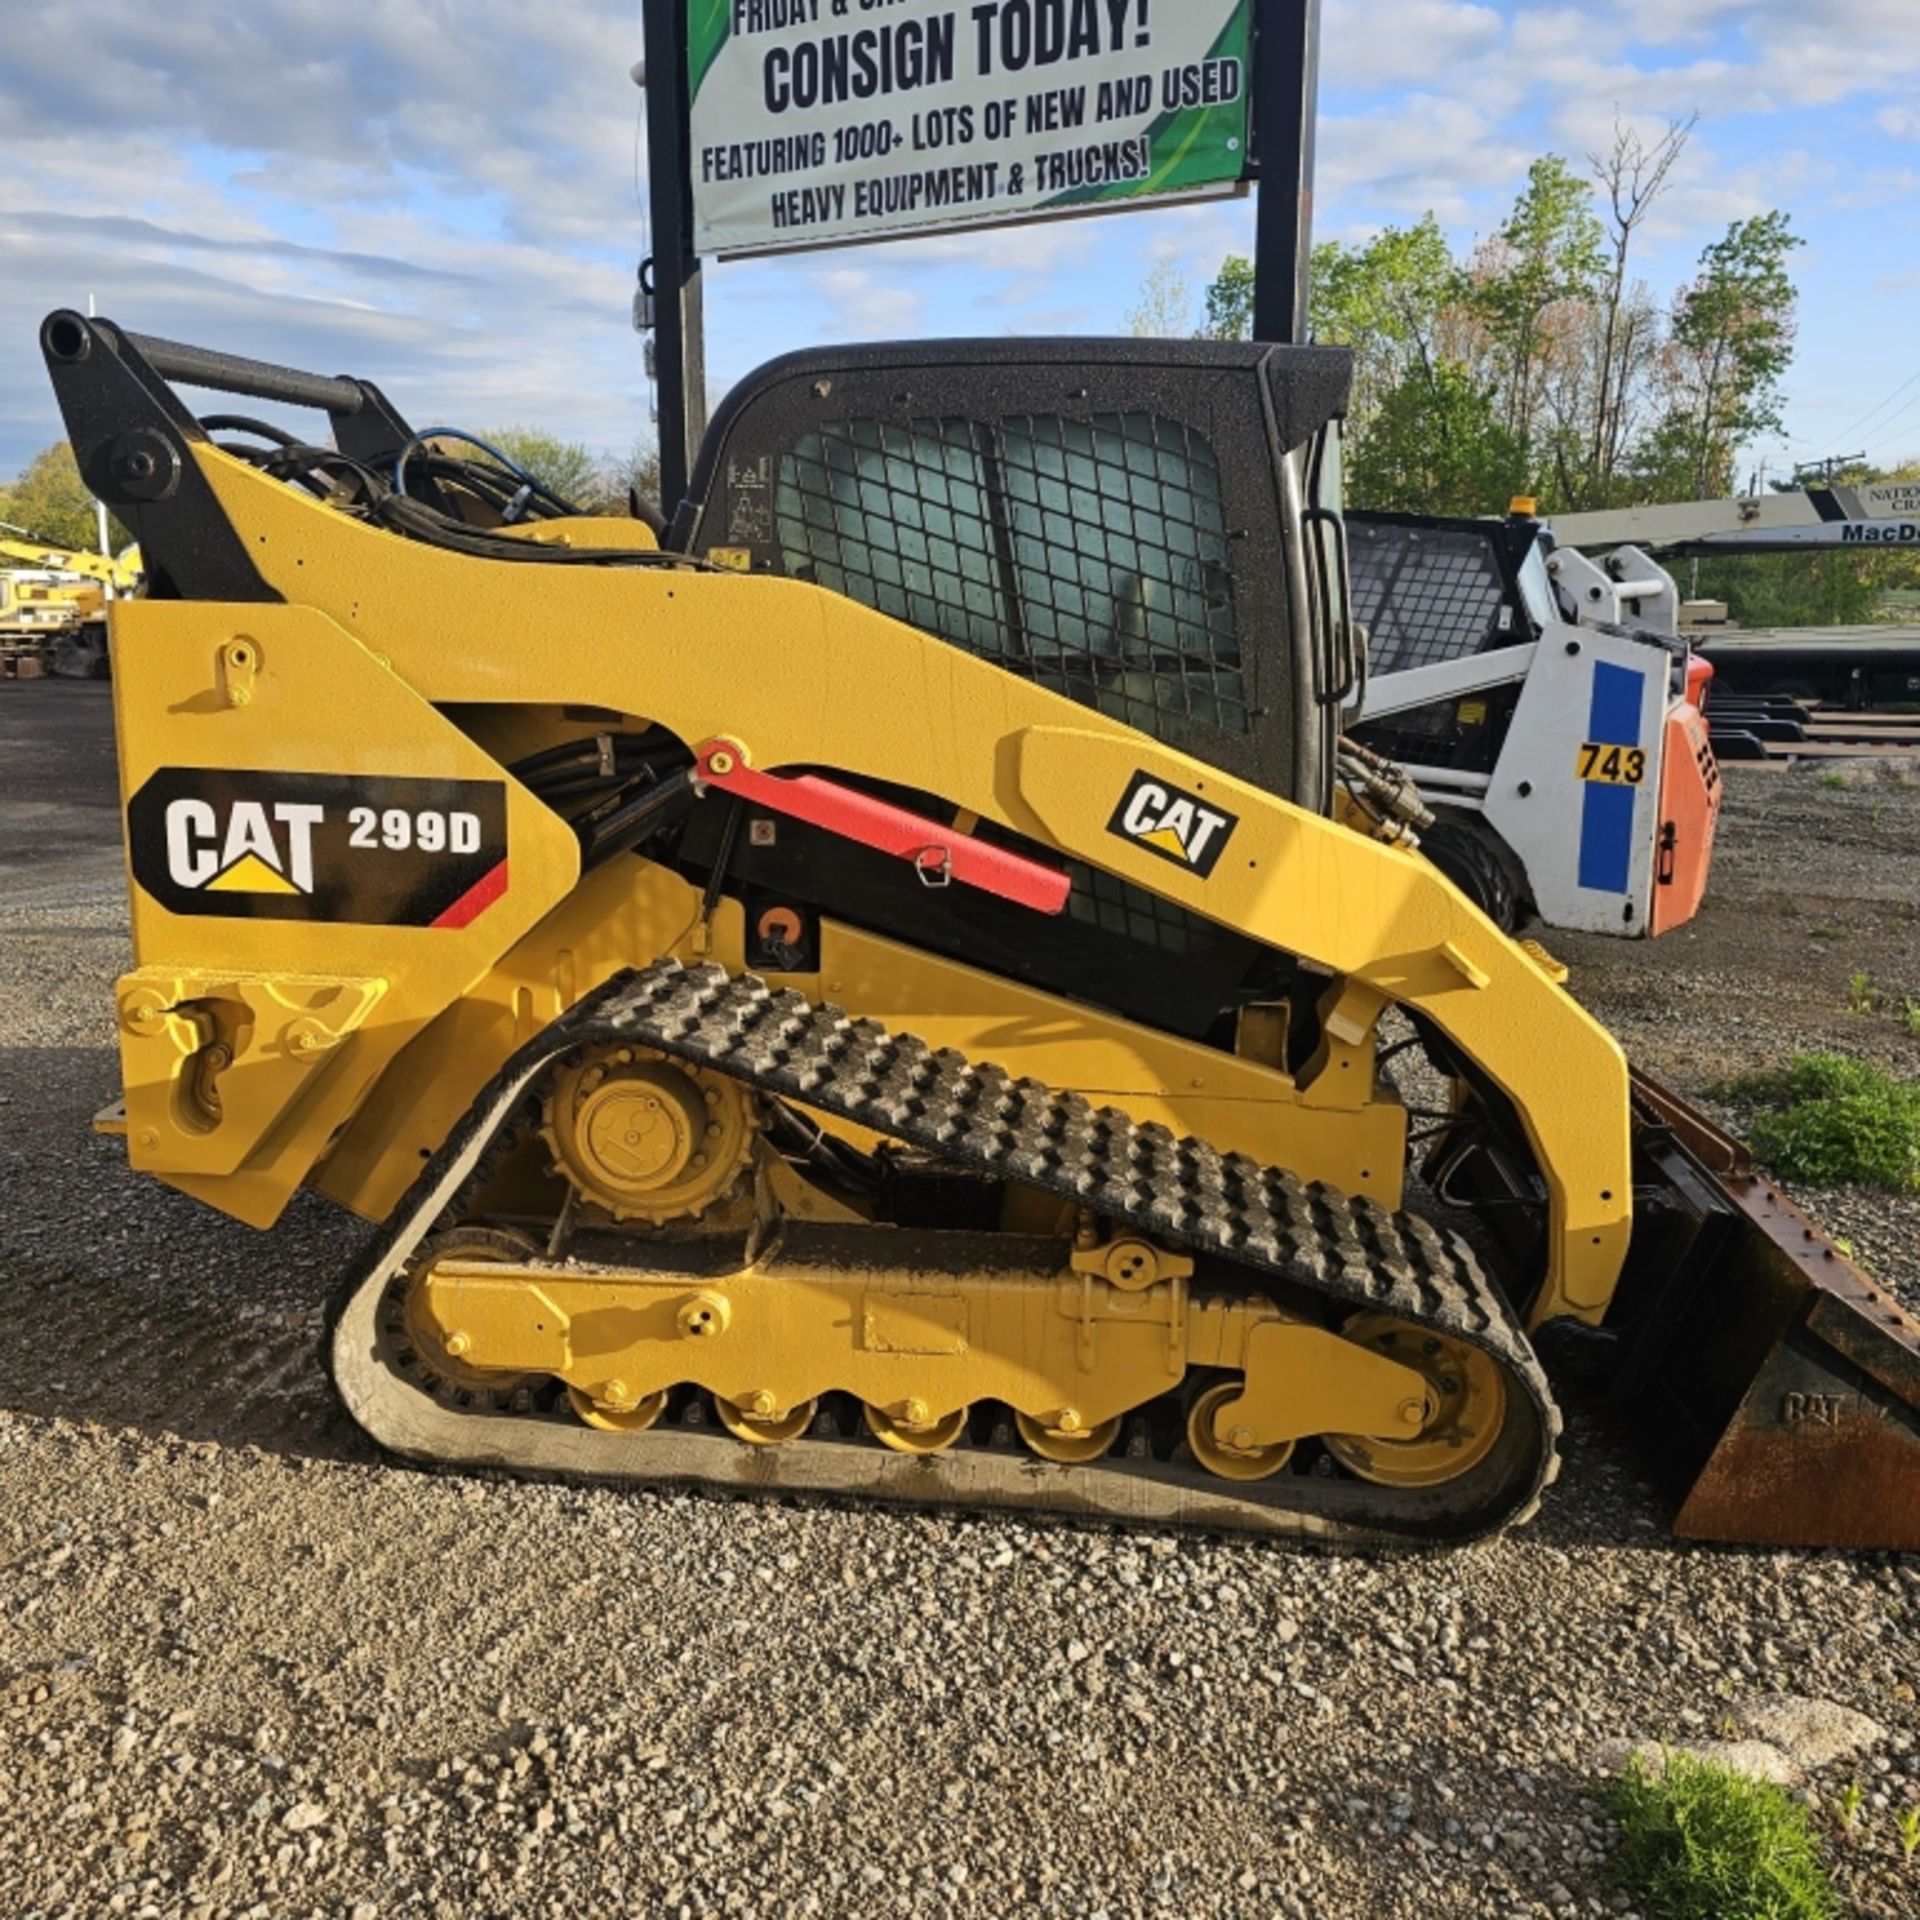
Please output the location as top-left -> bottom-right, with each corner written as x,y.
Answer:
1,683 -> 1917,1920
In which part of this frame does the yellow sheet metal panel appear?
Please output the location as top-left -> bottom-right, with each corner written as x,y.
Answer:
105,600 -> 581,1227
1012,726 -> 1633,1325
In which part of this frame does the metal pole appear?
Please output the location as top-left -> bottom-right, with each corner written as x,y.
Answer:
1250,0 -> 1321,345
641,0 -> 707,513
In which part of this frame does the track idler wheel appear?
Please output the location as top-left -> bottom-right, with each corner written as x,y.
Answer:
1015,1410 -> 1120,1464
1187,1381 -> 1296,1481
1323,1312 -> 1505,1488
395,1226 -> 542,1402
715,1394 -> 817,1446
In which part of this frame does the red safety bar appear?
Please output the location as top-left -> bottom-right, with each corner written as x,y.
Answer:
695,741 -> 1072,916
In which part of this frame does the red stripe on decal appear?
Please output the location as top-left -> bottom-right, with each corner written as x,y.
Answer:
431,859 -> 510,929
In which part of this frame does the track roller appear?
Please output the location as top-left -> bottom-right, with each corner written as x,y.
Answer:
715,1394 -> 817,1446
864,1402 -> 969,1454
1015,1410 -> 1120,1464
1186,1381 -> 1296,1481
567,1385 -> 668,1433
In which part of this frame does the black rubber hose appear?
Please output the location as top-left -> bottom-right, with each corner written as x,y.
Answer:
578,769 -> 698,870
199,412 -> 302,447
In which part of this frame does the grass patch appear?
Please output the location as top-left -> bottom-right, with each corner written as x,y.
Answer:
1717,1053 -> 1920,1192
1609,1750 -> 1837,1920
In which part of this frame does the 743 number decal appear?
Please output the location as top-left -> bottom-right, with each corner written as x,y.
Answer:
1575,742 -> 1647,786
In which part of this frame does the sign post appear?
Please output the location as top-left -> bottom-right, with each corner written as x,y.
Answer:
639,0 -> 1319,507
1251,0 -> 1319,344
642,0 -> 709,510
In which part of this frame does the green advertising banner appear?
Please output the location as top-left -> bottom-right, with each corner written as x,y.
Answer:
686,0 -> 1252,258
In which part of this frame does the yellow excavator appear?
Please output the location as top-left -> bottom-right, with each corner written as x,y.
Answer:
40,309 -> 1920,1548
0,523 -> 142,676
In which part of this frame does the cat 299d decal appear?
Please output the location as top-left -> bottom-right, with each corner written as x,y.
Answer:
127,770 -> 509,927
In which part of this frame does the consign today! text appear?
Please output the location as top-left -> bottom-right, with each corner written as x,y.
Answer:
736,0 -> 1156,113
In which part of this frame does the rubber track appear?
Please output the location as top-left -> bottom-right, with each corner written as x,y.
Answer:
331,960 -> 1561,1545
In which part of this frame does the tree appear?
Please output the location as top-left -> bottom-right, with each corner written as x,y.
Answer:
1127,259 -> 1195,339
1309,217 -> 1462,432
0,442 -> 122,552
1200,256 -> 1255,341
1348,361 -> 1525,517
1654,212 -> 1801,499
605,438 -> 665,519
1296,217 -> 1529,512
475,428 -> 608,509
1163,150 -> 1810,527
1470,156 -> 1607,455
1579,116 -> 1696,508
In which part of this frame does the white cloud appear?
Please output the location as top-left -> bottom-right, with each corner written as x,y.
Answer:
0,0 -> 1916,480
1321,0 -> 1505,89
1320,94 -> 1533,226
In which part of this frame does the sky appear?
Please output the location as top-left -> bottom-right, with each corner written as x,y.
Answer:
1,1 -> 1918,489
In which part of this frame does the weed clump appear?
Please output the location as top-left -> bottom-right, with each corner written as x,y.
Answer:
1608,1750 -> 1837,1920
1717,1053 -> 1920,1193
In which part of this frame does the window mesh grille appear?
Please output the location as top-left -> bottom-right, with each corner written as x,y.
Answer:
1349,521 -> 1508,674
775,412 -> 1248,745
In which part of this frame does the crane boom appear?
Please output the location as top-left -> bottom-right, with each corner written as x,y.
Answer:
1553,482 -> 1920,557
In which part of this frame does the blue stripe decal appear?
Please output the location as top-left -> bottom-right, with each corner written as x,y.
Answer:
1578,661 -> 1645,893
1588,660 -> 1643,747
1579,784 -> 1636,892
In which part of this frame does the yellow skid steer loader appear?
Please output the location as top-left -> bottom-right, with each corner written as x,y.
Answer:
41,310 -> 1920,1549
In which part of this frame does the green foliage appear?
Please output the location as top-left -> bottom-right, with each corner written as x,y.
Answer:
1312,217 -> 1460,408
1200,255 -> 1254,342
1473,156 -> 1607,450
1658,212 -> 1802,500
1695,550 -> 1887,629
1179,140 -> 1827,525
1719,1053 -> 1920,1193
1298,214 -> 1533,515
474,429 -> 663,517
1348,360 -> 1525,518
475,428 -> 608,511
1836,1780 -> 1864,1837
1608,1750 -> 1837,1920
1898,1804 -> 1919,1863
0,442 -> 126,552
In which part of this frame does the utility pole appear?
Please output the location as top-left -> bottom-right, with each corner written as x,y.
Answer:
1250,0 -> 1322,346
1794,453 -> 1865,487
639,0 -> 707,515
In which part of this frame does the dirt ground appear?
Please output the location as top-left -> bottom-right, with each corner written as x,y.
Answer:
1,681 -> 1916,1920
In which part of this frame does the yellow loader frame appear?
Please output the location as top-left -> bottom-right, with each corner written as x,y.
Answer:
105,440 -> 1633,1332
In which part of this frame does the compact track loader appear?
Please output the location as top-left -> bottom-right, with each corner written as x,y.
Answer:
41,311 -> 1920,1549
